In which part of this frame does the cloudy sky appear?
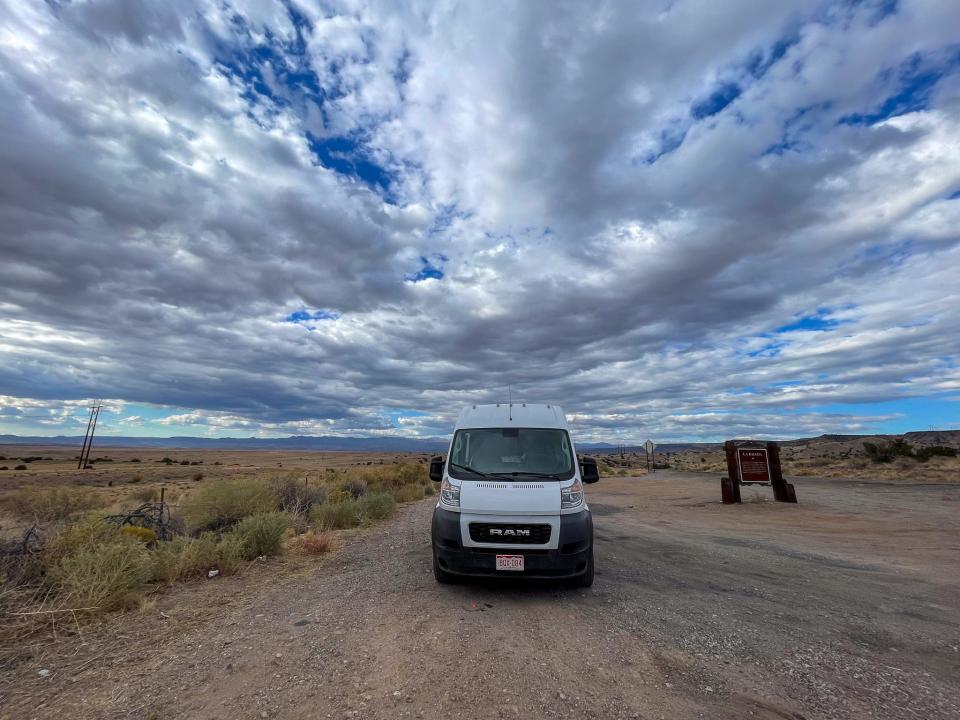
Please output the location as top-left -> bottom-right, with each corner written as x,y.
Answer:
1,0 -> 959,443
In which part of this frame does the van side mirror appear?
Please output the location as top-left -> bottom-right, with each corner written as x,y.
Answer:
429,456 -> 445,482
580,456 -> 600,484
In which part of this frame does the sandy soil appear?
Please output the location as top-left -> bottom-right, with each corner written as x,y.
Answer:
2,470 -> 958,720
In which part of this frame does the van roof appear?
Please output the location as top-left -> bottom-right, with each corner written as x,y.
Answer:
455,403 -> 568,430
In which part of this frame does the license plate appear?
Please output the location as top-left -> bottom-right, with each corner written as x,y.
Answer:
496,555 -> 524,572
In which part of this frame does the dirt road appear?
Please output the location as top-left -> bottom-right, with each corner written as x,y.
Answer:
4,472 -> 959,719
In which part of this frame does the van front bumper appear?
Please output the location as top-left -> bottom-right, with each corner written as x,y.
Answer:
431,506 -> 593,579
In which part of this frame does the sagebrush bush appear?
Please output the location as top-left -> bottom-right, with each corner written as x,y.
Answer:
310,499 -> 361,530
326,489 -> 352,505
423,484 -> 435,496
128,474 -> 143,484
233,512 -> 288,558
358,492 -> 396,521
6,486 -> 108,521
49,539 -> 152,611
181,478 -> 276,530
130,486 -> 157,503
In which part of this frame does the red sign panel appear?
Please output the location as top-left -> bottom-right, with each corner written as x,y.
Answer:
737,448 -> 771,484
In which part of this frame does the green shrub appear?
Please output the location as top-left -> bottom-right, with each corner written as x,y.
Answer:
6,486 -> 108,522
49,539 -> 152,611
181,479 -> 277,530
358,492 -> 395,521
423,484 -> 435,496
915,445 -> 957,462
310,499 -> 361,530
233,512 -> 288,558
151,534 -> 219,582
326,489 -> 352,505
216,534 -> 246,575
42,515 -> 121,571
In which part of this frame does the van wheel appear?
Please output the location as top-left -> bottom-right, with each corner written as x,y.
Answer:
433,552 -> 453,584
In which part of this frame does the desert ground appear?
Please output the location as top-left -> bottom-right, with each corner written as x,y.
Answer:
2,449 -> 958,720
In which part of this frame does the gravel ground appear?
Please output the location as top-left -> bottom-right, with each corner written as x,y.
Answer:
3,471 -> 959,720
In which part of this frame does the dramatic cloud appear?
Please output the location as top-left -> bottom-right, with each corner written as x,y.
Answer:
1,0 -> 958,442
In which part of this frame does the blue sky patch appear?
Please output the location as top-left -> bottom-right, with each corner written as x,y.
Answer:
405,255 -> 446,282
285,309 -> 340,323
776,310 -> 842,333
839,50 -> 960,125
691,83 -> 741,120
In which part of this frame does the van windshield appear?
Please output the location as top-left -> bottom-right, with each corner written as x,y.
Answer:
447,428 -> 575,480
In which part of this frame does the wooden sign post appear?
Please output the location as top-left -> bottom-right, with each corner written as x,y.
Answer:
721,440 -> 797,504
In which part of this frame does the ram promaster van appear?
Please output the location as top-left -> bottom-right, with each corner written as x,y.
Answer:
429,403 -> 600,585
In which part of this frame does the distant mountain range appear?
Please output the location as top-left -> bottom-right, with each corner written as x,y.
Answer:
0,431 -> 956,453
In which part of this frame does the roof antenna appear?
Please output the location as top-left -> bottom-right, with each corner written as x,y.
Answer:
508,385 -> 512,421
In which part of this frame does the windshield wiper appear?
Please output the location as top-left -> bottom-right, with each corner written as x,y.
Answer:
488,471 -> 564,479
449,462 -> 490,477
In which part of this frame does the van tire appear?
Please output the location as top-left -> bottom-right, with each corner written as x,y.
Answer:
433,552 -> 453,584
578,545 -> 595,587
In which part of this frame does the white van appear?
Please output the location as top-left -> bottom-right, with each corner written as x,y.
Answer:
429,403 -> 600,585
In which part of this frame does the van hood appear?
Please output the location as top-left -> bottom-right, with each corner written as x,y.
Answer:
458,480 -> 560,516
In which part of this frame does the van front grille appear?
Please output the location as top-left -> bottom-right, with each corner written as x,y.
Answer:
469,523 -> 551,545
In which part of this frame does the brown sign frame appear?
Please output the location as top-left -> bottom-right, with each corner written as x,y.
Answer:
722,440 -> 797,504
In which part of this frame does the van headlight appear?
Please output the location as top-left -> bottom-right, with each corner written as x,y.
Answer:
440,477 -> 460,507
561,478 -> 583,509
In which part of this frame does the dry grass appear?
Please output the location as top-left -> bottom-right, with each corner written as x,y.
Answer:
4,486 -> 109,522
297,530 -> 334,555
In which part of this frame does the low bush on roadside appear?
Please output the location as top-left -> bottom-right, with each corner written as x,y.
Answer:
310,499 -> 361,530
6,487 -> 108,522
390,483 -> 425,504
233,512 -> 288,558
358,492 -> 395,521
130,486 -> 158,503
216,534 -> 246,575
49,539 -> 152,612
297,530 -> 334,555
423,484 -> 435,496
915,445 -> 957,462
181,478 -> 276,531
151,534 -> 219,582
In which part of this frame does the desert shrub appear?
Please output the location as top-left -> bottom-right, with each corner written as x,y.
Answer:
326,489 -> 352,505
6,486 -> 108,522
358,492 -> 396,521
233,512 -> 288,558
915,445 -> 957,462
42,515 -> 121,571
423,484 -> 435,496
120,526 -> 157,544
270,476 -> 328,514
130,458 -> 141,463
391,484 -> 424,503
192,472 -> 204,481
864,439 -> 916,463
181,478 -> 277,531
49,539 -> 152,611
0,467 -> 8,471
310,499 -> 361,530
216,534 -> 245,575
180,460 -> 190,466
128,474 -> 143,484
341,477 -> 368,499
151,533 -> 219,582
297,530 -> 333,555
14,465 -> 27,471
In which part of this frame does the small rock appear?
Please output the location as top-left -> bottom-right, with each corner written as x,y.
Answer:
208,569 -> 220,579
38,669 -> 51,678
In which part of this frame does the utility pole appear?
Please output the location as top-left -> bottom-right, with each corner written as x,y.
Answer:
77,400 -> 102,469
